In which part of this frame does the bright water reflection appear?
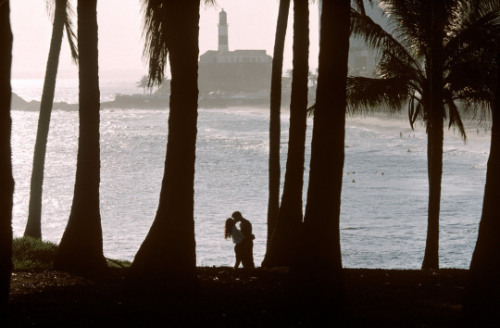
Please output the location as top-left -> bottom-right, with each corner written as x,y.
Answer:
11,106 -> 490,268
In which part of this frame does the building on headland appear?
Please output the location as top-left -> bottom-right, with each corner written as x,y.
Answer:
198,9 -> 272,97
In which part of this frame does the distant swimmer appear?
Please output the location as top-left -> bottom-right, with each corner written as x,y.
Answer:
407,149 -> 411,152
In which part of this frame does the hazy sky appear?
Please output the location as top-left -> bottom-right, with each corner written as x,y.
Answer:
11,0 -> 320,79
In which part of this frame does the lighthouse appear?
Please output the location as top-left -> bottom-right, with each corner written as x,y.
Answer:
218,9 -> 229,52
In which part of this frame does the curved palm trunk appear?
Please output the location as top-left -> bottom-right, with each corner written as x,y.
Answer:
463,56 -> 500,325
422,1 -> 445,270
267,0 -> 290,251
263,0 -> 308,268
301,0 -> 350,272
0,0 -> 14,309
132,0 -> 200,283
25,0 -> 67,239
54,0 -> 106,273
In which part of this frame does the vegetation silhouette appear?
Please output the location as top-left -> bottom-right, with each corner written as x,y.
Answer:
24,0 -> 78,240
54,0 -> 107,274
348,0 -> 499,269
131,0 -> 214,285
463,53 -> 500,326
262,0 -> 309,268
0,0 -> 14,310
2,0 -> 500,325
266,0 -> 290,251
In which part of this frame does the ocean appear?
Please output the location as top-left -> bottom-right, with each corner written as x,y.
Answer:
10,78 -> 491,268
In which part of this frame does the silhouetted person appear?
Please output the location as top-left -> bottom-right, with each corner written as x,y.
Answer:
232,211 -> 255,268
224,218 -> 244,268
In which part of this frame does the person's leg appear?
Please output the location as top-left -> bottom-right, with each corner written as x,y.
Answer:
234,244 -> 243,268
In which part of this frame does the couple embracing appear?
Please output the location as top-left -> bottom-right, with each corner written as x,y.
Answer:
224,211 -> 255,269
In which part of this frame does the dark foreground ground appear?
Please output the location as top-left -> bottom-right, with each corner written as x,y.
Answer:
4,268 -> 468,327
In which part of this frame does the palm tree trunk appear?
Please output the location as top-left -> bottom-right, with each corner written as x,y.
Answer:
267,0 -> 290,251
0,0 -> 14,309
294,3 -> 350,323
262,0 -> 308,268
301,0 -> 349,272
422,0 -> 445,270
462,55 -> 500,325
25,0 -> 67,240
132,0 -> 200,284
54,0 -> 106,273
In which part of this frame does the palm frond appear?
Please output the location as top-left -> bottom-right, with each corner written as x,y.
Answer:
64,0 -> 78,63
141,0 -> 171,87
350,8 -> 420,70
445,95 -> 467,141
409,94 -> 425,129
346,76 -> 410,114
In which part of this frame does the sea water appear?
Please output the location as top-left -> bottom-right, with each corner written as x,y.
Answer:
10,79 -> 491,268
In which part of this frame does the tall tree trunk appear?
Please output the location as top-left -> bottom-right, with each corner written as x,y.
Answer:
0,0 -> 14,310
422,0 -> 445,270
25,0 -> 67,239
295,2 -> 350,324
54,0 -> 106,273
267,0 -> 290,251
301,0 -> 349,272
132,0 -> 200,284
262,0 -> 308,268
462,55 -> 500,326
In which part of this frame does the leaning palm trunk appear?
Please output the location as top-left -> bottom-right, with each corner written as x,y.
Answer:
0,0 -> 14,309
267,0 -> 290,250
54,0 -> 106,273
263,0 -> 308,268
132,0 -> 200,283
463,55 -> 500,326
25,0 -> 72,239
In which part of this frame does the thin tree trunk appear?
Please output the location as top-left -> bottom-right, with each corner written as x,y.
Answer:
54,0 -> 106,273
132,0 -> 200,284
422,0 -> 445,270
263,0 -> 308,268
0,0 -> 14,310
25,0 -> 67,239
267,0 -> 290,251
462,55 -> 500,326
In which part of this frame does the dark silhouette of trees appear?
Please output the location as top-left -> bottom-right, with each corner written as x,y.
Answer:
267,0 -> 290,251
463,54 -> 500,326
0,0 -> 14,309
24,0 -> 78,240
263,0 -> 309,267
349,0 -> 500,269
131,0 -> 202,283
54,0 -> 106,273
299,0 -> 350,271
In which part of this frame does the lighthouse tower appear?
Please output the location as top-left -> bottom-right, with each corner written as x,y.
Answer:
218,9 -> 229,52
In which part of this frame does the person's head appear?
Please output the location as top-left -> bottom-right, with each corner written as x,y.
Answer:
224,218 -> 235,239
232,211 -> 243,221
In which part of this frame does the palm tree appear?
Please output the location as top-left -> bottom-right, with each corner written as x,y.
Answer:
54,0 -> 106,273
300,0 -> 351,271
262,0 -> 309,267
349,0 -> 500,269
267,0 -> 290,251
131,0 -> 203,283
0,0 -> 14,309
24,0 -> 78,240
463,53 -> 499,326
